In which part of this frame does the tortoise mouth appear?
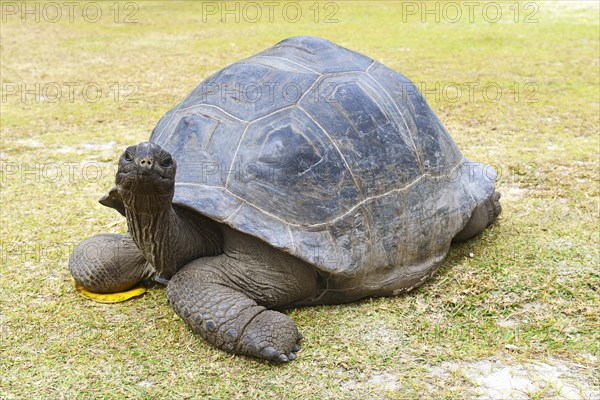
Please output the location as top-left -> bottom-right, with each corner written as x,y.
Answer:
127,169 -> 170,179
116,169 -> 175,196
118,169 -> 172,182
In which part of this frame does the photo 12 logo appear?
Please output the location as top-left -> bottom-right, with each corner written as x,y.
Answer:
1,2 -> 139,23
1,82 -> 139,104
400,1 -> 540,23
1,240 -> 78,264
0,161 -> 114,184
399,81 -> 539,104
200,1 -> 340,23
197,80 -> 339,105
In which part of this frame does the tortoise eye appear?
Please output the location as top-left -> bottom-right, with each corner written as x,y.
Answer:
160,156 -> 173,168
124,152 -> 134,162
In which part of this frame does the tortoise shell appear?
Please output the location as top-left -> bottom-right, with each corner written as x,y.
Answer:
146,36 -> 496,289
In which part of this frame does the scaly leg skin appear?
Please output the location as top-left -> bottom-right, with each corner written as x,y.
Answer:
69,233 -> 152,293
453,191 -> 502,243
166,255 -> 315,362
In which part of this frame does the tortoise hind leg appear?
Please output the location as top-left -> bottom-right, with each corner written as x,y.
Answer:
166,244 -> 317,362
453,191 -> 502,243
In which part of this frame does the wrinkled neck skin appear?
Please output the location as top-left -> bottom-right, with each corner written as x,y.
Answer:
119,188 -> 222,281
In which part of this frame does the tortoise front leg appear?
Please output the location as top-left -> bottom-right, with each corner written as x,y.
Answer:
166,255 -> 316,362
69,233 -> 153,293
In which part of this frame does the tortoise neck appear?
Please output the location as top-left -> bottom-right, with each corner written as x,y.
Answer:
120,190 -> 224,281
122,192 -> 178,280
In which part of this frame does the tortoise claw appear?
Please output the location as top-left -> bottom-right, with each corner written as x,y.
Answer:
260,346 -> 278,360
277,354 -> 289,363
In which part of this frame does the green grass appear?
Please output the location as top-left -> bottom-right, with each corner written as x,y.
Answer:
1,1 -> 598,399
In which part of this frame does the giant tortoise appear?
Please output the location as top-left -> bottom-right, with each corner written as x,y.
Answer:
69,36 -> 501,362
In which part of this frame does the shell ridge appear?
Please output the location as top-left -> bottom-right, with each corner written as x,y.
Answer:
253,55 -> 322,75
365,67 -> 422,169
222,200 -> 245,223
224,124 -> 251,189
297,75 -> 325,105
295,104 -> 364,200
154,102 -> 183,143
175,158 -> 465,230
365,60 -> 376,73
247,105 -> 296,125
178,104 -> 248,123
286,225 -> 295,249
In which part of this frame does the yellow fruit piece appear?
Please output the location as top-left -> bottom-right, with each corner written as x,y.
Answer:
73,280 -> 146,303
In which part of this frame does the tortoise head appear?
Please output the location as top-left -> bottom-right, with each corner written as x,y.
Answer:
116,142 -> 177,197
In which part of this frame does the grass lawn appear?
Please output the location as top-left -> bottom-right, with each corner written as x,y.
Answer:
1,1 -> 598,399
